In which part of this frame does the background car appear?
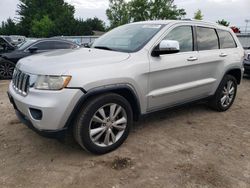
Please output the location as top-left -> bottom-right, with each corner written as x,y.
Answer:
0,39 -> 79,79
237,34 -> 250,75
243,50 -> 250,75
0,36 -> 15,54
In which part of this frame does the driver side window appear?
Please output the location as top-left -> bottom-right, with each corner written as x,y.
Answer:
163,26 -> 193,52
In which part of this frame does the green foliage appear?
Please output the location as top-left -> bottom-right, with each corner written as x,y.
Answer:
106,0 -> 186,28
129,0 -> 149,22
194,9 -> 203,20
217,19 -> 230,27
0,18 -> 19,35
106,0 -> 130,29
31,15 -> 54,37
148,0 -> 186,20
85,17 -> 106,32
0,0 -> 106,37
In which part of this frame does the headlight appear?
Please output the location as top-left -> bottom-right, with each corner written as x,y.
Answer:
34,75 -> 71,90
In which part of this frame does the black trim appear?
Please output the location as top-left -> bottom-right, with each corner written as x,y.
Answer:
66,87 -> 87,94
15,110 -> 67,139
143,96 -> 212,117
63,84 -> 141,128
193,26 -> 198,51
215,29 -> 221,49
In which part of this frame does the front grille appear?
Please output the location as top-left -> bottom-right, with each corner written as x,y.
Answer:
12,69 -> 30,96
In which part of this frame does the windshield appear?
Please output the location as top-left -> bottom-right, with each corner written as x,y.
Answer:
92,24 -> 164,52
18,39 -> 37,50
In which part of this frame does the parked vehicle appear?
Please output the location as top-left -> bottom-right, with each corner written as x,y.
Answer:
0,39 -> 79,79
237,34 -> 250,75
8,20 -> 244,154
0,36 -> 15,54
8,35 -> 26,46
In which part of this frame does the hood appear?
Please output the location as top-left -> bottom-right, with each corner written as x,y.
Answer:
17,48 -> 130,75
1,50 -> 22,58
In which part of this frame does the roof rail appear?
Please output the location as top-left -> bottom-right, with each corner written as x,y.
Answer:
181,18 -> 218,26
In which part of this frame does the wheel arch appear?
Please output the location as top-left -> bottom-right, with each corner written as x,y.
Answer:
64,84 -> 141,130
225,68 -> 242,85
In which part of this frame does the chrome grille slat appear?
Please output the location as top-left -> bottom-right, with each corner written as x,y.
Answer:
12,69 -> 30,96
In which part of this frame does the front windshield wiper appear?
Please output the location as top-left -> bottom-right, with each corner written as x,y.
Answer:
93,46 -> 116,51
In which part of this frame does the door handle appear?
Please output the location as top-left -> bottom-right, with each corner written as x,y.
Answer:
187,57 -> 198,61
220,53 -> 227,57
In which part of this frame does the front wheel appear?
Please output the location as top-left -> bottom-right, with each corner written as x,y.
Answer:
73,93 -> 133,154
209,75 -> 237,112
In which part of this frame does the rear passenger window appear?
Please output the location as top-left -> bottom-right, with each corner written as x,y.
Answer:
164,26 -> 193,52
217,30 -> 237,49
197,27 -> 219,51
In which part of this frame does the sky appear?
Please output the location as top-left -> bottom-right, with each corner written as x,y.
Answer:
0,0 -> 249,29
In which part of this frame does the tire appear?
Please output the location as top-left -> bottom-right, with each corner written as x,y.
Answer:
0,59 -> 15,80
209,75 -> 237,112
73,93 -> 133,154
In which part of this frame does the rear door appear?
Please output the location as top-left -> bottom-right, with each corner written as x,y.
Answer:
195,26 -> 224,96
216,29 -> 241,72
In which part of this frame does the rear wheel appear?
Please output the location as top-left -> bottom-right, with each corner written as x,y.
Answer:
73,93 -> 133,154
209,75 -> 237,111
0,60 -> 15,79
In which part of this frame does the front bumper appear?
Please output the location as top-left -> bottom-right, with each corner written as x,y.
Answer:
8,82 -> 83,133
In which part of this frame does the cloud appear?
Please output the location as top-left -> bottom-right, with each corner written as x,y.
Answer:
66,0 -> 108,9
175,0 -> 249,26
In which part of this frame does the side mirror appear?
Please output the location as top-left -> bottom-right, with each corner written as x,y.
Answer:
28,47 -> 38,53
152,40 -> 180,57
83,43 -> 90,48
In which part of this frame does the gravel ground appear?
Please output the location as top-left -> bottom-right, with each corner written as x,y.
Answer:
0,78 -> 250,188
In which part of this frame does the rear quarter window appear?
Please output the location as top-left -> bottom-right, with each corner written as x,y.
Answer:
217,30 -> 237,49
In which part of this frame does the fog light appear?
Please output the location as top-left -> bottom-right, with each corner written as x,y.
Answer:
29,108 -> 43,120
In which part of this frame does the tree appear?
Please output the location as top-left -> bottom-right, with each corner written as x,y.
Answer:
194,9 -> 203,20
17,0 -> 76,36
106,0 -> 130,29
106,0 -> 186,28
217,19 -> 230,27
231,26 -> 241,33
85,17 -> 106,32
31,15 -> 54,37
0,18 -> 19,35
129,0 -> 149,22
148,0 -> 186,20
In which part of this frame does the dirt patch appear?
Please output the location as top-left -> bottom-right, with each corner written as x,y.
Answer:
109,156 -> 133,170
176,163 -> 230,187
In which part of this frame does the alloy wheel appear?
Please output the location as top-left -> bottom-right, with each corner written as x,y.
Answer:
89,103 -> 127,147
220,80 -> 235,108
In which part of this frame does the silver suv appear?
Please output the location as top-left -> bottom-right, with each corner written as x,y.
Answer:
8,20 -> 244,154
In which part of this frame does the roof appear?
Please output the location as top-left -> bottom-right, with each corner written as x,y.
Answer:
130,19 -> 228,29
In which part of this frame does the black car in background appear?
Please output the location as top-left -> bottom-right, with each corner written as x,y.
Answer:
0,36 -> 16,54
0,39 -> 79,79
